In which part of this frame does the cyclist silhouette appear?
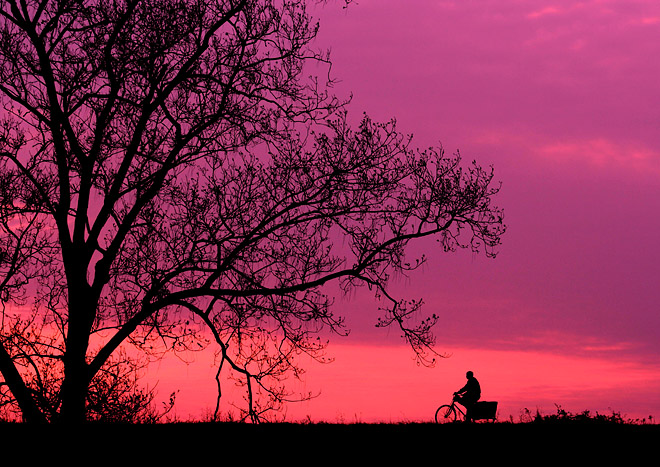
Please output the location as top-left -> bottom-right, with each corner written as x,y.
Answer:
453,371 -> 481,420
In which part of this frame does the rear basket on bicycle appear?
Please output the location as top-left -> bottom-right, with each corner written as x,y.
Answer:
470,401 -> 498,420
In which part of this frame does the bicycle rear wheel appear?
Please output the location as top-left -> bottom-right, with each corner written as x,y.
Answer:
435,404 -> 457,423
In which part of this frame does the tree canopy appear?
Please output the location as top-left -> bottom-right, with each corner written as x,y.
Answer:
0,0 -> 504,423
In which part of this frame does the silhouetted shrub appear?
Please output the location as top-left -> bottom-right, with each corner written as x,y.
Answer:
519,404 -> 653,425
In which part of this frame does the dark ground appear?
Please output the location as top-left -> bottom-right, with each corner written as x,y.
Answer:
1,421 -> 656,462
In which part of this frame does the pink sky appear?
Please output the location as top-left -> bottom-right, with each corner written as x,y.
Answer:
153,0 -> 660,422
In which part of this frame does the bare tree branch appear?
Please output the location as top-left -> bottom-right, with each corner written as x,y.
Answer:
0,0 -> 504,423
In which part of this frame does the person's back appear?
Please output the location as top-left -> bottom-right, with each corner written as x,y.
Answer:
455,371 -> 481,408
463,373 -> 481,401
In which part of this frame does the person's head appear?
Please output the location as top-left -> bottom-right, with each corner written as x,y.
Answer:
466,371 -> 474,379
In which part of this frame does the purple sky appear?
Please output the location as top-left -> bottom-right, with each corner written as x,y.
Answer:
308,0 -> 660,357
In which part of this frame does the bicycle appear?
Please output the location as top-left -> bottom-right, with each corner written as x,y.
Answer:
435,395 -> 499,423
434,394 -> 467,424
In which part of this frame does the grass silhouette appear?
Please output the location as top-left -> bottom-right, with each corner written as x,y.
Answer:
0,408 -> 656,463
515,404 -> 654,426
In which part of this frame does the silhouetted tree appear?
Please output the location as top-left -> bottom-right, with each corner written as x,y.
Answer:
0,0 -> 504,423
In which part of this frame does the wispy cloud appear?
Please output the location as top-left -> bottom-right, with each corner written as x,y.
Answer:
536,138 -> 660,173
527,5 -> 563,19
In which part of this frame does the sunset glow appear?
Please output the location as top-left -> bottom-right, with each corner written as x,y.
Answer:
154,342 -> 660,423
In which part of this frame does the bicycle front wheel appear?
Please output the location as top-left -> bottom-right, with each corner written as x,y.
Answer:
435,404 -> 457,424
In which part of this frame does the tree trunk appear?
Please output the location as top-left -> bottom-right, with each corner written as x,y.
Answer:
59,340 -> 92,424
58,279 -> 96,424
